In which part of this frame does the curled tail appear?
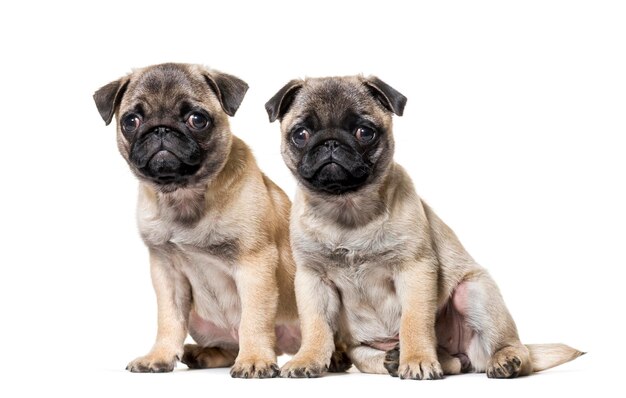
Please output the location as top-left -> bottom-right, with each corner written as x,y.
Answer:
526,343 -> 585,372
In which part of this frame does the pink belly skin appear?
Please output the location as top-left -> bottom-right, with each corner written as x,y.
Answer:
366,338 -> 400,351
188,310 -> 238,346
275,323 -> 301,355
188,310 -> 301,354
436,281 -> 474,355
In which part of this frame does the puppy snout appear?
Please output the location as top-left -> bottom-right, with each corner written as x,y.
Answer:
324,140 -> 340,151
149,150 -> 181,178
153,126 -> 172,138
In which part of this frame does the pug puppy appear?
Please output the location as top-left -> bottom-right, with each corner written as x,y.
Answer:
266,76 -> 584,379
93,63 -> 302,378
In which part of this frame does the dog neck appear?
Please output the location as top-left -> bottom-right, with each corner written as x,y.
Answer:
150,186 -> 207,224
141,136 -> 252,225
301,166 -> 397,228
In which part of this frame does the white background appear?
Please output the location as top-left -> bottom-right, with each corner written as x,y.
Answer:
0,0 -> 623,396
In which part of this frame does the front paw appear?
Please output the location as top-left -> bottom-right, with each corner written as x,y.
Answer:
230,357 -> 279,379
398,356 -> 443,380
280,356 -> 328,378
126,352 -> 178,373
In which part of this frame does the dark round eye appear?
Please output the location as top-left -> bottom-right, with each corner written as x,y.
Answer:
121,114 -> 141,134
291,128 -> 310,148
187,112 -> 209,130
355,126 -> 376,143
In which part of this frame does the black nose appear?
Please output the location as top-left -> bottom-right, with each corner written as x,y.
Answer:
324,140 -> 340,150
153,126 -> 171,138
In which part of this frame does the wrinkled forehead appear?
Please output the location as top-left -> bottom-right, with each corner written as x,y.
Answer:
285,77 -> 386,128
121,65 -> 214,115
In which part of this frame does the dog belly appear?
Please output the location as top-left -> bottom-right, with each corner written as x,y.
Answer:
436,281 -> 475,356
364,338 -> 400,351
347,314 -> 400,349
338,276 -> 477,360
189,310 -> 300,354
348,282 -> 475,355
180,251 -> 242,336
188,309 -> 239,348
337,280 -> 402,348
275,323 -> 301,355
180,252 -> 299,353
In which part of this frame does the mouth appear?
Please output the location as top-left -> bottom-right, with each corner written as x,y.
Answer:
316,162 -> 345,178
304,161 -> 370,195
140,149 -> 201,185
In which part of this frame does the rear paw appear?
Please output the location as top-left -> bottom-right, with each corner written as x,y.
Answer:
487,356 -> 521,378
487,346 -> 529,378
384,344 -> 400,377
399,356 -> 443,380
181,344 -> 237,369
454,353 -> 473,373
181,344 -> 204,369
328,350 -> 352,373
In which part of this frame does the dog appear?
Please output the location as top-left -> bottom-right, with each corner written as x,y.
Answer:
266,75 -> 584,379
93,63 -> 302,378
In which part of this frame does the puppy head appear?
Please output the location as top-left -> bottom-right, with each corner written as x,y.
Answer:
94,63 -> 248,192
265,76 -> 406,195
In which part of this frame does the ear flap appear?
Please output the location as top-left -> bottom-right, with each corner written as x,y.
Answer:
93,78 -> 129,125
265,79 -> 304,122
364,76 -> 407,116
203,72 -> 249,117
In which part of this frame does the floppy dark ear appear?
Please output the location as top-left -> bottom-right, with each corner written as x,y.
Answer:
265,79 -> 304,122
203,72 -> 249,117
364,76 -> 407,116
93,78 -> 129,125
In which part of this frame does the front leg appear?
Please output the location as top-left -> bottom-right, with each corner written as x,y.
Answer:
281,264 -> 340,378
394,258 -> 443,380
230,247 -> 281,379
127,248 -> 191,372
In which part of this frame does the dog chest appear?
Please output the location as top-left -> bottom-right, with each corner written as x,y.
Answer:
139,207 -> 241,259
294,217 -> 412,268
293,215 -> 408,344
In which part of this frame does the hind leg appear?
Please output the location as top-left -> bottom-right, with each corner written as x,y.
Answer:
349,345 -> 388,374
452,273 -> 532,378
349,344 -> 463,376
